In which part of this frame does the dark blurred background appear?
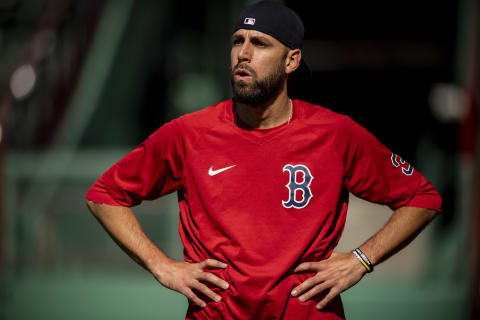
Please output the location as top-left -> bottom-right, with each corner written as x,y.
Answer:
0,0 -> 478,319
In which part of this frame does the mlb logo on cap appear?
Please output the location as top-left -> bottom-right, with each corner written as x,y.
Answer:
244,18 -> 255,25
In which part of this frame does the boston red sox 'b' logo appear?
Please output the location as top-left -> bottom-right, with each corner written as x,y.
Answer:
282,164 -> 313,209
391,153 -> 414,176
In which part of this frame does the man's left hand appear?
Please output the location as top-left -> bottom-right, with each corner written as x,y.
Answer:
291,252 -> 367,310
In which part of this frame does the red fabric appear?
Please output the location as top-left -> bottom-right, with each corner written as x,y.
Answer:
86,177 -> 119,206
86,99 -> 442,319
404,175 -> 443,211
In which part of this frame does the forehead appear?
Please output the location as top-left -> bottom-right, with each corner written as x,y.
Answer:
232,29 -> 282,45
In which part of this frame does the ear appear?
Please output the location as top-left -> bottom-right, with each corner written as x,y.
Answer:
284,49 -> 302,75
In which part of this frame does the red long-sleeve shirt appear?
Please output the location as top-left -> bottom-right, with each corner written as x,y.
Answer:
87,99 -> 442,319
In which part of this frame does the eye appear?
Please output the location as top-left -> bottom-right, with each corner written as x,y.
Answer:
232,37 -> 243,46
251,38 -> 267,47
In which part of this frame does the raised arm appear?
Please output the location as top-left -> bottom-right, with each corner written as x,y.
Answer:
86,200 -> 229,308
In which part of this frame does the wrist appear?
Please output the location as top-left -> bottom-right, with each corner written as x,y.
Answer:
349,252 -> 368,276
145,250 -> 174,279
352,248 -> 374,273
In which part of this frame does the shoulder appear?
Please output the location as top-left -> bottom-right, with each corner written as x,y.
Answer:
144,100 -> 230,145
294,99 -> 351,129
175,99 -> 231,130
293,99 -> 373,148
145,99 -> 232,146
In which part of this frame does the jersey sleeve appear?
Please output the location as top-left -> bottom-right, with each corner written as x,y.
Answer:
86,119 -> 185,207
337,116 -> 442,212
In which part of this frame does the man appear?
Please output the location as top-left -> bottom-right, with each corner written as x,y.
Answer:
86,1 -> 442,319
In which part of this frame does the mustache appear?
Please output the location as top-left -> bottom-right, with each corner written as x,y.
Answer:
232,63 -> 257,77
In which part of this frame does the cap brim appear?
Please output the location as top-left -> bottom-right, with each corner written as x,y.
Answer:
290,58 -> 312,79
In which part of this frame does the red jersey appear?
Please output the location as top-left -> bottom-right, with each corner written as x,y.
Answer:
86,99 -> 442,319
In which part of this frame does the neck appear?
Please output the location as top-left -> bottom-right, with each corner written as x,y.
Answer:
235,91 -> 292,129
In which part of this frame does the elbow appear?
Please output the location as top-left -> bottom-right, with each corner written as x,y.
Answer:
401,190 -> 442,219
416,207 -> 439,228
425,208 -> 439,222
85,199 -> 100,217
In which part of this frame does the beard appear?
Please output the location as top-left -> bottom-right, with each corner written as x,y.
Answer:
230,59 -> 286,107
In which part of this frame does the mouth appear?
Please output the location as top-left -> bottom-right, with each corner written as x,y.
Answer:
234,68 -> 253,81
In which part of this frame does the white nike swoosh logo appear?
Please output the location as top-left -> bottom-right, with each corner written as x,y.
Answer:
208,165 -> 236,176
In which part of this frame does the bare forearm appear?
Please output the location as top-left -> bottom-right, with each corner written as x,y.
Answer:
86,200 -> 230,308
358,206 -> 437,266
291,206 -> 437,310
86,200 -> 172,273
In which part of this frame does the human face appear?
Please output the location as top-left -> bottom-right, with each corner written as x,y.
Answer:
230,29 -> 288,107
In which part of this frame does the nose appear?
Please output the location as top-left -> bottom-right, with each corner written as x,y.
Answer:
237,42 -> 252,63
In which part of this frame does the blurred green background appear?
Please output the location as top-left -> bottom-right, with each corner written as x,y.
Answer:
0,0 -> 478,319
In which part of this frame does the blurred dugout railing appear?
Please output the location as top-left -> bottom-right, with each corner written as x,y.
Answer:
2,0 -> 132,271
1,0 -> 234,272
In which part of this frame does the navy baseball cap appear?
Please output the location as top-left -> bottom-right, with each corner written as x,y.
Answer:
233,0 -> 311,79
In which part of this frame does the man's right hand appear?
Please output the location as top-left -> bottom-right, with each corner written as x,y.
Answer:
154,258 -> 230,308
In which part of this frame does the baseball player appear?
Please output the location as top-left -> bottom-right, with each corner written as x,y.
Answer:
86,1 -> 442,319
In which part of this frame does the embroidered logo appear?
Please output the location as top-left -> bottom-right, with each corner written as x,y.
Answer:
282,164 -> 314,209
244,18 -> 255,25
208,165 -> 236,176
